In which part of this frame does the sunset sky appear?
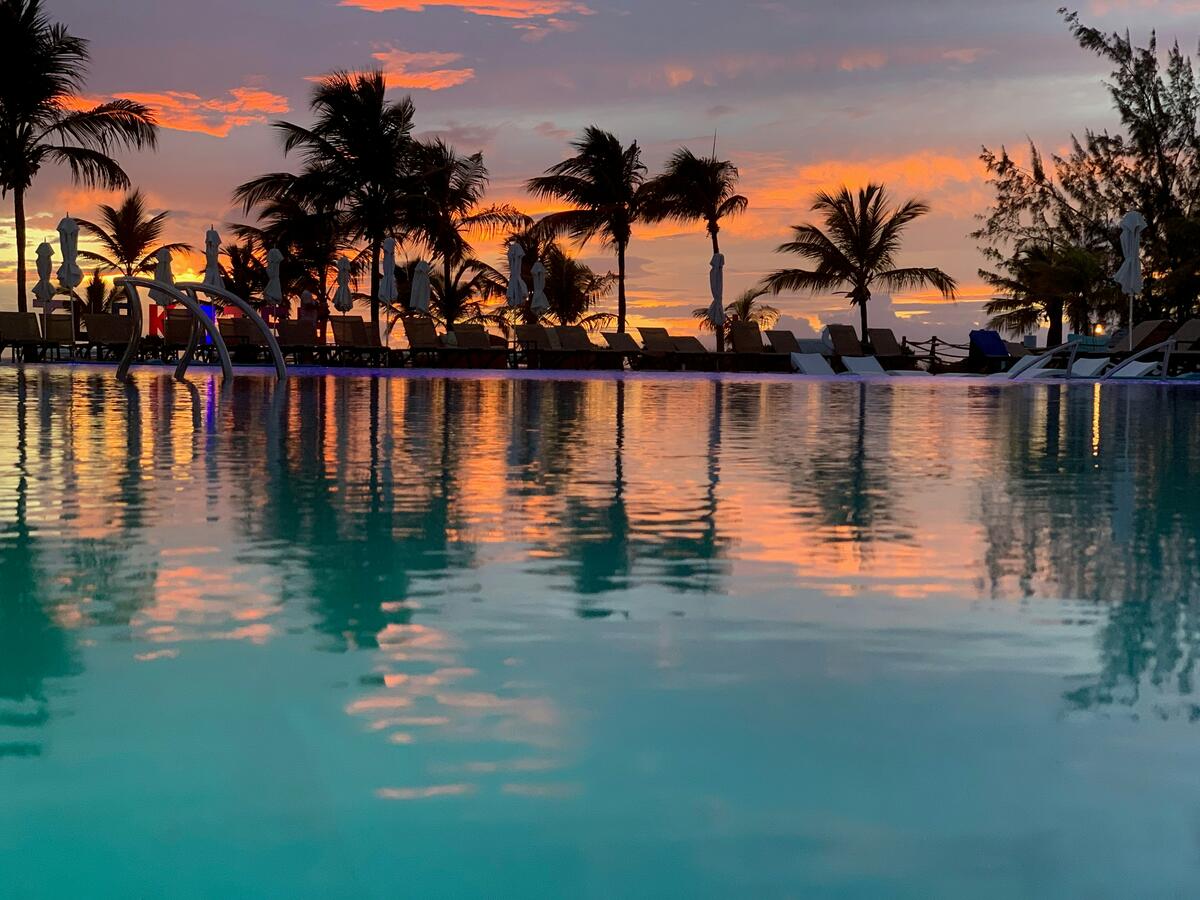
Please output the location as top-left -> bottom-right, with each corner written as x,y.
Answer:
2,0 -> 1195,340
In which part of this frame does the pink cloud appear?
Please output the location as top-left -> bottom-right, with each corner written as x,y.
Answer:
371,48 -> 475,90
65,86 -> 289,138
341,0 -> 590,19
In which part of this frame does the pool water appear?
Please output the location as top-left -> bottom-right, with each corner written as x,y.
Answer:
1,366 -> 1199,898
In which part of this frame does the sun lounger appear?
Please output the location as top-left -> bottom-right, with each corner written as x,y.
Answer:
966,329 -> 1018,374
0,312 -> 50,361
842,355 -> 888,376
555,325 -> 624,369
866,328 -> 920,371
790,353 -> 836,375
277,319 -> 326,365
514,323 -> 591,368
330,315 -> 388,366
602,331 -> 650,368
448,325 -> 508,368
728,322 -> 791,372
44,314 -> 77,359
82,314 -> 135,361
824,323 -> 866,358
670,335 -> 721,371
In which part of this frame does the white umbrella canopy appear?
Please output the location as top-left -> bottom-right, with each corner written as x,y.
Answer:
380,237 -> 398,304
1115,210 -> 1147,352
149,247 -> 176,306
531,260 -> 549,313
264,247 -> 284,306
56,216 -> 82,293
202,225 -> 224,289
506,242 -> 528,309
707,252 -> 726,328
33,241 -> 55,306
410,260 -> 431,313
333,256 -> 354,312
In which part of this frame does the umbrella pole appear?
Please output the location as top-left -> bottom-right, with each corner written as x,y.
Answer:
1129,293 -> 1134,353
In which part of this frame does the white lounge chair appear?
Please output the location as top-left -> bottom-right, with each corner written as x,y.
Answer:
1108,360 -> 1160,379
842,356 -> 887,376
790,352 -> 836,375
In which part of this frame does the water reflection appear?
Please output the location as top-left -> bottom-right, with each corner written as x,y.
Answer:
1,369 -> 1200,759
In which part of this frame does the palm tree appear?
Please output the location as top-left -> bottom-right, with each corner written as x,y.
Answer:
232,185 -> 348,311
982,243 -> 1111,346
406,138 -> 527,310
527,127 -> 648,333
234,70 -> 415,329
540,243 -> 615,328
0,0 -> 158,312
693,287 -> 780,333
644,147 -> 747,255
644,148 -> 748,350
430,258 -> 504,327
76,190 -> 189,281
83,268 -> 105,313
221,239 -> 266,305
762,184 -> 957,345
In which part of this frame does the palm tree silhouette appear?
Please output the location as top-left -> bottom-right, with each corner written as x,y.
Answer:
430,258 -> 504,327
982,243 -> 1111,347
644,148 -> 748,350
0,0 -> 158,311
693,286 -> 779,334
763,184 -> 957,345
527,127 -> 648,333
235,70 -> 414,330
232,186 -> 349,311
405,138 -> 526,313
76,190 -> 189,285
220,239 -> 267,305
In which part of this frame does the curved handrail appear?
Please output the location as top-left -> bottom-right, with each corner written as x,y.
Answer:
1010,340 -> 1084,380
1100,338 -> 1172,380
176,281 -> 287,381
113,277 -> 233,382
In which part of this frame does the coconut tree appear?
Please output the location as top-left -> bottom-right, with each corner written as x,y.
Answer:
982,243 -> 1112,346
693,287 -> 779,333
643,148 -> 748,349
235,70 -> 415,329
405,138 -> 526,310
0,0 -> 158,312
643,148 -> 747,254
527,127 -> 648,333
76,190 -> 190,281
540,243 -> 615,328
82,267 -> 106,313
221,239 -> 267,305
430,258 -> 505,327
762,184 -> 957,345
232,182 -> 349,310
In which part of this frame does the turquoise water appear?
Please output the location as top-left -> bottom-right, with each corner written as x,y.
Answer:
1,366 -> 1199,898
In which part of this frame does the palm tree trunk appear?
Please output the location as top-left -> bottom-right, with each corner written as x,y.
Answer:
858,297 -> 869,351
370,239 -> 382,330
710,226 -> 723,352
617,240 -> 628,334
444,255 -> 454,327
1047,298 -> 1064,347
14,188 -> 28,314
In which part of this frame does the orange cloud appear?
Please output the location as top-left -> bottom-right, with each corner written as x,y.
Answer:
370,48 -> 475,90
341,0 -> 589,18
65,86 -> 289,138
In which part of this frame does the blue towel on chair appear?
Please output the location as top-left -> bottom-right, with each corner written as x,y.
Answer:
970,330 -> 1009,358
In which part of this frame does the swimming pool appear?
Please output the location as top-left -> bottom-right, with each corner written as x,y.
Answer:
1,366 -> 1198,897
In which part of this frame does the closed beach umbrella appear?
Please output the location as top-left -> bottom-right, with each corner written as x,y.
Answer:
410,260 -> 431,313
56,216 -> 82,293
264,247 -> 284,306
708,252 -> 726,328
203,225 -> 224,289
149,247 -> 175,305
506,242 -> 528,309
333,257 -> 354,312
33,240 -> 55,306
531,260 -> 549,313
1115,210 -> 1147,352
380,237 -> 398,305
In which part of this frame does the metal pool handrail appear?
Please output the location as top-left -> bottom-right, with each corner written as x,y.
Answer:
175,281 -> 287,382
113,277 -> 233,383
